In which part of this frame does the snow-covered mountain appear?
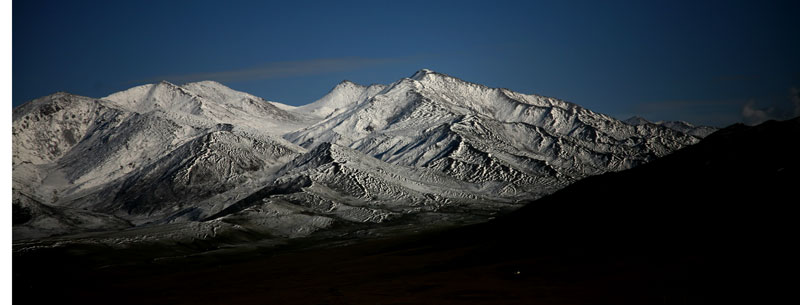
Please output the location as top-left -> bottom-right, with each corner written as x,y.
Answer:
286,69 -> 699,197
624,116 -> 717,138
12,69 -> 706,247
103,80 -> 313,135
12,83 -> 306,239
293,80 -> 387,119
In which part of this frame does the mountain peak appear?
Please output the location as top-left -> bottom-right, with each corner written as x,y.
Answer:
624,116 -> 651,126
410,68 -> 436,80
157,80 -> 179,87
182,80 -> 245,100
184,80 -> 227,88
297,80 -> 386,118
335,80 -> 363,88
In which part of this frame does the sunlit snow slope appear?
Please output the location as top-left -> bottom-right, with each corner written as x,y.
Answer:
12,70 -> 710,245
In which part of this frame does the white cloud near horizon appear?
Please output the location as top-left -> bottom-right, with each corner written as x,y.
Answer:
741,101 -> 776,125
741,87 -> 800,125
625,87 -> 800,127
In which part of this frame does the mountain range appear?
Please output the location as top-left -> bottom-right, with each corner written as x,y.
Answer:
14,115 -> 797,305
12,69 -> 710,247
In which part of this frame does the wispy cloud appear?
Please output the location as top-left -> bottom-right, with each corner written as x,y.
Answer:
141,57 -> 406,84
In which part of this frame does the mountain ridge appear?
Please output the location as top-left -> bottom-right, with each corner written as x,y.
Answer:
12,69 -> 713,246
624,115 -> 717,137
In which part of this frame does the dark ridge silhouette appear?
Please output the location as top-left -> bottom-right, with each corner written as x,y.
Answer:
483,117 -> 799,249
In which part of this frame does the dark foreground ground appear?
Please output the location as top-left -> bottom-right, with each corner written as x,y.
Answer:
15,228 -> 710,305
14,118 -> 800,304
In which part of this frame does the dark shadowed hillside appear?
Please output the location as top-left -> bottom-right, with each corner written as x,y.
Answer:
489,117 -> 798,248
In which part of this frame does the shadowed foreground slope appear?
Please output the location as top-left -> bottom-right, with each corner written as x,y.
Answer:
14,118 -> 798,305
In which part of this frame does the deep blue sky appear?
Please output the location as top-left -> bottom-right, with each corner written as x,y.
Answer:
13,0 -> 800,126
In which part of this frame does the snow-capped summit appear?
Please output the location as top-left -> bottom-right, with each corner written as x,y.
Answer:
410,68 -> 436,80
103,81 -> 199,114
295,80 -> 387,119
104,80 -> 308,135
